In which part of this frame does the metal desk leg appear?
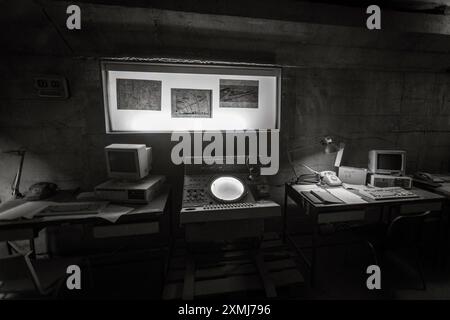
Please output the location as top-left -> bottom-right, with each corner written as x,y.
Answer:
6,241 -> 13,255
165,189 -> 174,278
254,251 -> 277,298
29,238 -> 36,259
310,209 -> 319,287
182,254 -> 195,300
283,184 -> 288,243
441,202 -> 449,269
446,202 -> 450,268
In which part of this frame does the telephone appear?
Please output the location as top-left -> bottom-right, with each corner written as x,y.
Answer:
300,164 -> 342,186
25,182 -> 58,201
413,172 -> 444,184
320,171 -> 342,186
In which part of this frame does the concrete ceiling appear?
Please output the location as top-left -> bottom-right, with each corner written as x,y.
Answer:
51,0 -> 450,15
1,0 -> 449,70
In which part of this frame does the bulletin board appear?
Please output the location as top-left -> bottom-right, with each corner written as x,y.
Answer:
101,61 -> 281,132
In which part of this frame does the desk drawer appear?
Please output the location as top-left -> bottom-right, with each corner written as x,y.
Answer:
318,210 -> 365,224
93,222 -> 159,239
400,202 -> 442,214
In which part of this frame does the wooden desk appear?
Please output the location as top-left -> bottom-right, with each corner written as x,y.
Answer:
0,187 -> 172,257
413,174 -> 450,198
434,183 -> 450,198
283,183 -> 445,286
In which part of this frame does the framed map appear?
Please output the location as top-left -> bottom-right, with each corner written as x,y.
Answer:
102,61 -> 280,131
220,79 -> 258,108
171,88 -> 212,118
116,78 -> 161,110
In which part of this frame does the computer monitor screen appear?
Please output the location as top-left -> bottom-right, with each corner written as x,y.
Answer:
368,150 -> 405,175
105,144 -> 150,180
108,151 -> 137,173
377,154 -> 403,171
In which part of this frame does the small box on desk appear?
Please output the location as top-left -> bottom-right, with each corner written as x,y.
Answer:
338,166 -> 368,185
95,175 -> 165,204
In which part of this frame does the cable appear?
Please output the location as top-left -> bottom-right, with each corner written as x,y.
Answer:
286,147 -> 300,183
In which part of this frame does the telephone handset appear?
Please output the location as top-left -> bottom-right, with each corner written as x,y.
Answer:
300,164 -> 342,187
320,171 -> 342,186
413,172 -> 444,184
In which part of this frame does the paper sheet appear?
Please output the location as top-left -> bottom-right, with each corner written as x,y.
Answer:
342,183 -> 368,191
292,184 -> 322,192
76,192 -> 98,201
433,174 -> 450,183
0,200 -> 134,224
0,201 -> 53,220
34,204 -> 134,223
326,187 -> 367,204
98,204 -> 134,223
440,183 -> 450,193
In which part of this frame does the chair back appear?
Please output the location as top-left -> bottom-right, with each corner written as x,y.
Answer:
0,254 -> 31,280
386,211 -> 431,248
0,253 -> 38,293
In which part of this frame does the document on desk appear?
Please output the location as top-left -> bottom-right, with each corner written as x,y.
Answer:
41,204 -> 134,223
98,204 -> 134,223
0,199 -> 133,223
0,201 -> 53,220
439,183 -> 450,195
326,187 -> 367,204
292,184 -> 323,193
342,183 -> 368,192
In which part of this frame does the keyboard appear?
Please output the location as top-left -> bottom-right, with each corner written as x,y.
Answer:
180,200 -> 280,224
358,187 -> 419,200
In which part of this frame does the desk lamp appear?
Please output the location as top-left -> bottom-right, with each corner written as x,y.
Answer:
287,136 -> 345,184
2,149 -> 26,199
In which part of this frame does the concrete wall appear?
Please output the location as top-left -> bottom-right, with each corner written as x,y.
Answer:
1,54 -> 449,206
273,67 -> 450,200
0,56 -> 183,204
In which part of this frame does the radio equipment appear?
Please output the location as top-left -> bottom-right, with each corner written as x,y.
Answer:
180,158 -> 280,241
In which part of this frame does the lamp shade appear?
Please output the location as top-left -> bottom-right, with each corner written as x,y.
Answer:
324,143 -> 340,154
320,136 -> 340,154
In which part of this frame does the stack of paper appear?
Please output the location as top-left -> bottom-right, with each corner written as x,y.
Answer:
326,187 -> 367,204
0,201 -> 52,220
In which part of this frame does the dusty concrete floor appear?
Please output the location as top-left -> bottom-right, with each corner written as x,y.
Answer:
1,227 -> 449,300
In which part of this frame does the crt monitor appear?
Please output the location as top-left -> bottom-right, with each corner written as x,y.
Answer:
368,150 -> 405,175
105,144 -> 151,180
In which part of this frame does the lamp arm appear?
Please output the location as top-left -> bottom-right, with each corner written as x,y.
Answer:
334,143 -> 345,168
6,150 -> 26,199
300,163 -> 319,175
286,147 -> 300,182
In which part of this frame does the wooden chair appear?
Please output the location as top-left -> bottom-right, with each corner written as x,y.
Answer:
0,243 -> 74,298
368,211 -> 432,291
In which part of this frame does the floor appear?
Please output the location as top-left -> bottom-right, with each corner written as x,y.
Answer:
1,228 -> 450,300
289,232 -> 450,300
